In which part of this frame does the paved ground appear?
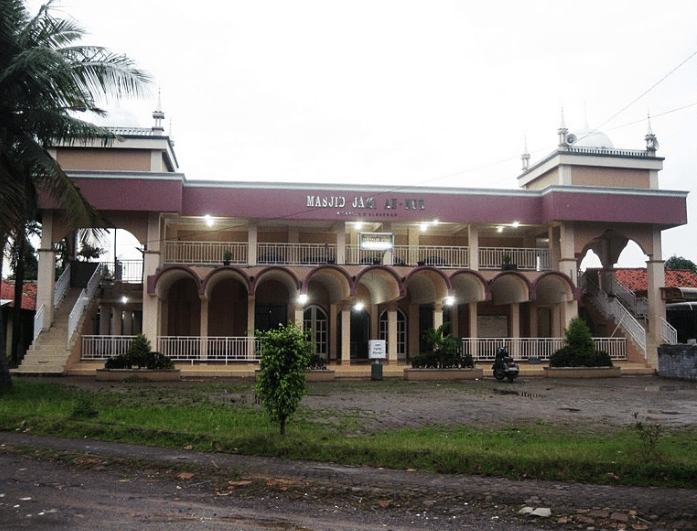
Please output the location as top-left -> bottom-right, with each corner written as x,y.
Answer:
1,374 -> 696,530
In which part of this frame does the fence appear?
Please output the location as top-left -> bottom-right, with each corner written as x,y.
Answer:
463,337 -> 626,361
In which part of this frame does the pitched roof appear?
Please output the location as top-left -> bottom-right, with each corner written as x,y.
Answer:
615,269 -> 697,292
0,282 -> 37,311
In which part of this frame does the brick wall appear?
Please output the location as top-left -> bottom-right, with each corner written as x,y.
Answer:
657,345 -> 697,381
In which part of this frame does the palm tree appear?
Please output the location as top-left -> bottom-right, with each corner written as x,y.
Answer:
0,0 -> 152,392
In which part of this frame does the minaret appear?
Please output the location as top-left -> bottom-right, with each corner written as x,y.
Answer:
521,134 -> 530,171
557,107 -> 569,149
152,89 -> 165,135
644,113 -> 659,153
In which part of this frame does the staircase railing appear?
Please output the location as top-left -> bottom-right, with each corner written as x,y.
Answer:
33,265 -> 72,343
54,264 -> 71,308
609,275 -> 648,319
660,317 -> 678,344
33,304 -> 46,343
67,265 -> 102,348
582,271 -> 647,357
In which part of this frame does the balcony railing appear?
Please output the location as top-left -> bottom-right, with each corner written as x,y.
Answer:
99,260 -> 144,283
478,247 -> 550,271
165,241 -> 248,265
257,243 -> 336,265
160,240 -> 550,270
463,337 -> 626,361
82,335 -> 137,359
158,336 -> 260,363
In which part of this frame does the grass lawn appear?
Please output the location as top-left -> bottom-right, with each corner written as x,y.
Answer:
1,379 -> 695,488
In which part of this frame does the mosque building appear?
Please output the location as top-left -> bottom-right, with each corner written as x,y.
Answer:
18,103 -> 688,376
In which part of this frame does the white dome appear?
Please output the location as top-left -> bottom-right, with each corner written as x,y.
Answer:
570,128 -> 614,149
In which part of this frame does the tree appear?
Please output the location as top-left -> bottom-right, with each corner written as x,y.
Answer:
0,0 -> 152,393
665,255 -> 697,274
255,323 -> 313,436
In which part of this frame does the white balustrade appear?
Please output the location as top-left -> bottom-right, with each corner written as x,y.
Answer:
99,260 -> 144,283
54,264 -> 71,308
157,336 -> 260,363
82,335 -> 136,359
479,247 -> 550,271
257,243 -> 336,265
165,241 -> 247,265
462,337 -> 626,361
67,265 -> 102,348
33,304 -> 46,342
660,317 -> 678,345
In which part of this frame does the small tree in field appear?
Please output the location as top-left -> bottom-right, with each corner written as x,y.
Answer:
255,323 -> 313,435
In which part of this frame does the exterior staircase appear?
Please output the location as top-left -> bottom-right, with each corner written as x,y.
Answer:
16,287 -> 83,375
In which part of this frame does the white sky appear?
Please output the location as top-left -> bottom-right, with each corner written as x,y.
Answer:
30,0 -> 697,266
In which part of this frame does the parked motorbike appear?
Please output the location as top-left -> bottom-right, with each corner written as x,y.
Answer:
492,346 -> 519,382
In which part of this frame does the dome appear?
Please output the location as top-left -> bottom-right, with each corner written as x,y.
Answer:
569,127 -> 614,149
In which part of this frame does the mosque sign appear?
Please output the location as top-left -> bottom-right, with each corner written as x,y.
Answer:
359,232 -> 394,251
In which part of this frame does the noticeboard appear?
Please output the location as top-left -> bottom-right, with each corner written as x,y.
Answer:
368,339 -> 387,359
359,232 -> 394,251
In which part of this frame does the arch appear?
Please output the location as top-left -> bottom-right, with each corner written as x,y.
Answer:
354,266 -> 405,305
302,265 -> 353,303
148,265 -> 201,300
532,271 -> 579,304
489,271 -> 532,305
202,267 -> 252,300
252,266 -> 301,297
404,266 -> 451,305
449,270 -> 490,304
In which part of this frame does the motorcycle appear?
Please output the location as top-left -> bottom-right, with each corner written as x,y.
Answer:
492,346 -> 519,383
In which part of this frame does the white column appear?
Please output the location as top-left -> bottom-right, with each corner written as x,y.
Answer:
468,224 -> 479,270
409,304 -> 420,358
433,303 -> 443,329
468,302 -> 478,358
387,304 -> 398,364
142,213 -> 162,343
330,304 -> 339,362
200,297 -> 209,360
510,302 -> 520,357
335,222 -> 346,265
646,227 -> 666,368
248,224 -> 258,266
36,211 -> 56,327
341,306 -> 351,364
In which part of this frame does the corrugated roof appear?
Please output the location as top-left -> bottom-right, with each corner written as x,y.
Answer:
0,282 -> 37,311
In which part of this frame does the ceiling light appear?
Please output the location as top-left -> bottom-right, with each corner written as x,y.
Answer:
497,226 -> 504,233
354,302 -> 364,312
298,293 -> 309,305
204,215 -> 213,227
420,222 -> 428,232
445,296 -> 455,306
512,221 -> 520,228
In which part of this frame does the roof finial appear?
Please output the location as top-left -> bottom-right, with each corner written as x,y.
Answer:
557,107 -> 569,149
152,88 -> 165,134
645,113 -> 659,153
521,133 -> 530,171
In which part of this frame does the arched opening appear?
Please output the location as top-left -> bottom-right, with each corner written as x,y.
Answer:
167,277 -> 201,336
255,279 -> 289,332
304,304 -> 328,358
209,278 -> 249,336
379,308 -> 407,358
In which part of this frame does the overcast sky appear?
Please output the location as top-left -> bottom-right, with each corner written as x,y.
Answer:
32,0 -> 697,266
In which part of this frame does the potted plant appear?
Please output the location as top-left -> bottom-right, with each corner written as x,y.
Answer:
222,249 -> 232,265
305,353 -> 336,381
501,254 -> 517,271
404,323 -> 483,380
544,318 -> 620,378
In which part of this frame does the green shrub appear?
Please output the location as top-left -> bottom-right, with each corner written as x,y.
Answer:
255,323 -> 313,435
104,335 -> 174,370
549,318 -> 613,367
412,323 -> 473,369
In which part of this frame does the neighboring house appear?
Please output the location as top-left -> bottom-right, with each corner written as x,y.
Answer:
615,269 -> 697,344
1,281 -> 37,363
21,106 -> 689,376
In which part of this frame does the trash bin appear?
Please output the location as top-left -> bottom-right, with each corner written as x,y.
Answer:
371,361 -> 383,381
